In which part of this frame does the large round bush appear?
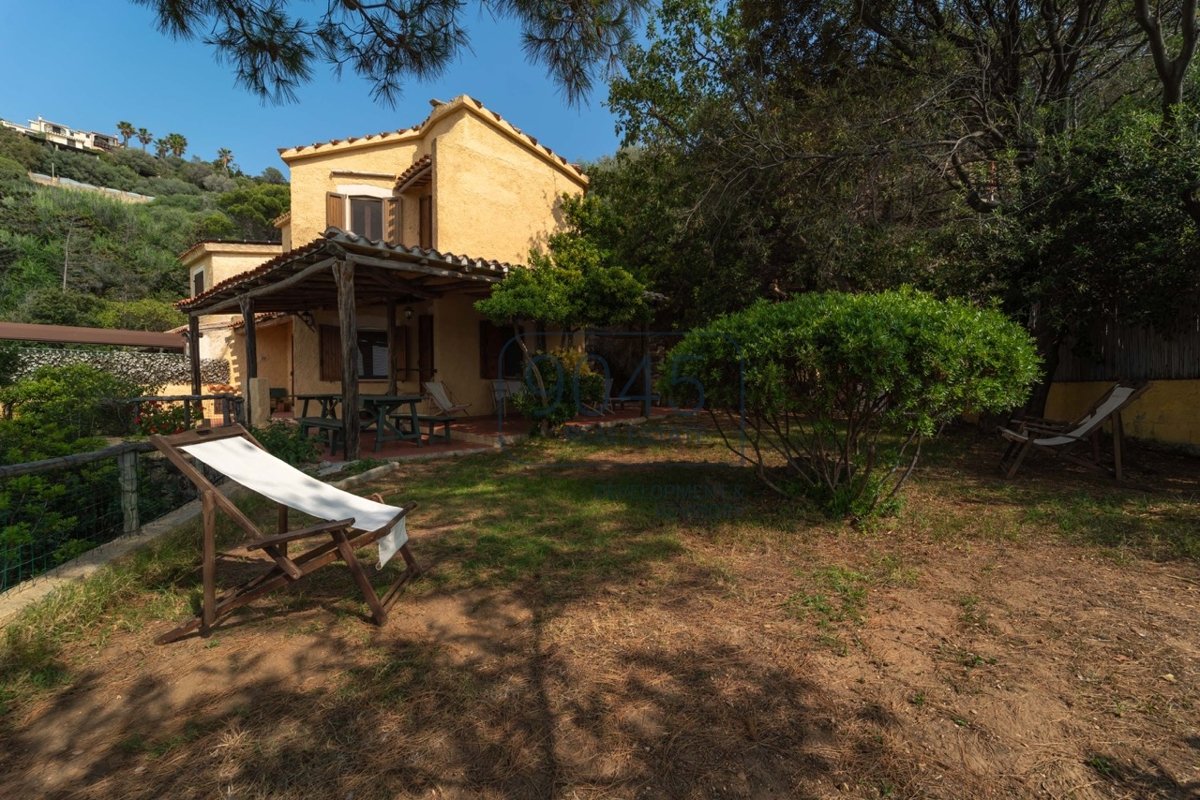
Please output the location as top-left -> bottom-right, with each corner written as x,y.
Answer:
662,289 -> 1040,516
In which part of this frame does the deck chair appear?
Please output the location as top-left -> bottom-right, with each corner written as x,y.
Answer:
424,380 -> 470,417
998,382 -> 1148,480
581,377 -> 615,416
149,425 -> 421,644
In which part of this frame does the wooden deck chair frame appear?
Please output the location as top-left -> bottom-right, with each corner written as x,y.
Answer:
149,424 -> 421,644
999,382 -> 1149,480
423,380 -> 470,417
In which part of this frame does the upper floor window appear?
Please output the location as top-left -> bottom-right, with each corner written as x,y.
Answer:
192,270 -> 204,297
327,190 -> 399,244
350,196 -> 383,241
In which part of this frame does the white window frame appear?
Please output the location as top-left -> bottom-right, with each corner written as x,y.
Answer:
335,183 -> 393,239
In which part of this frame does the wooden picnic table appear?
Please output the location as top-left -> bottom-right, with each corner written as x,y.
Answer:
360,394 -> 424,452
296,393 -> 346,454
297,393 -> 342,420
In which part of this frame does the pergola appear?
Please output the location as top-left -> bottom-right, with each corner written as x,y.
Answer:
178,228 -> 511,459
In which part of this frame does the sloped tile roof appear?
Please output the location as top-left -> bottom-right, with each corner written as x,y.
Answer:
178,228 -> 516,313
277,95 -> 588,185
395,154 -> 432,191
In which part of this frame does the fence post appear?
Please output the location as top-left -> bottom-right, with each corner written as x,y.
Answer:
117,448 -> 139,535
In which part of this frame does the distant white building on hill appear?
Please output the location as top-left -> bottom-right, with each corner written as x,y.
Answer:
1,116 -> 121,154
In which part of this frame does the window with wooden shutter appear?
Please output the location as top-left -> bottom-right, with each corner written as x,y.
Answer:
319,325 -> 342,381
479,321 -> 521,379
383,197 -> 401,245
326,192 -> 346,230
393,325 -> 410,378
321,325 -> 408,381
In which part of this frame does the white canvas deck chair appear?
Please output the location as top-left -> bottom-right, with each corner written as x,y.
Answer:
424,380 -> 470,417
149,425 -> 421,644
998,382 -> 1149,480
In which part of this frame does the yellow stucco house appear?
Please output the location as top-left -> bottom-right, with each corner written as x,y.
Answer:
178,96 -> 588,456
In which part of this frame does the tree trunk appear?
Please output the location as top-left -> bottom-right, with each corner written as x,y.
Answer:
1025,318 -> 1063,418
512,321 -> 551,435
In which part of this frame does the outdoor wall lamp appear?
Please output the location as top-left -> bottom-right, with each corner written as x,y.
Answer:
404,306 -> 414,321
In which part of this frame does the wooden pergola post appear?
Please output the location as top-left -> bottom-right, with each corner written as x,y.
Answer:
386,299 -> 398,395
334,260 -> 360,460
240,297 -> 258,424
188,314 -> 202,396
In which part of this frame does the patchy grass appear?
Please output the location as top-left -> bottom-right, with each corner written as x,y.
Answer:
0,422 -> 1197,799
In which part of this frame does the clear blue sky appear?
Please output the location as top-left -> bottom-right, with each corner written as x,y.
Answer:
0,2 -> 628,176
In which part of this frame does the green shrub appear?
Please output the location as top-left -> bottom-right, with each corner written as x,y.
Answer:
662,289 -> 1040,517
132,399 -> 197,436
506,349 -> 605,433
0,363 -> 147,443
251,421 -> 320,466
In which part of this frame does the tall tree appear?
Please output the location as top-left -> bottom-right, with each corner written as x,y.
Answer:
1133,0 -> 1200,119
215,147 -> 234,174
165,133 -> 188,158
136,127 -> 153,151
133,0 -> 649,104
605,0 -> 1196,414
153,137 -> 170,158
116,121 -> 135,146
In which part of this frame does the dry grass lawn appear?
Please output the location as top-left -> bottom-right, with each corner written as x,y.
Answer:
0,419 -> 1198,799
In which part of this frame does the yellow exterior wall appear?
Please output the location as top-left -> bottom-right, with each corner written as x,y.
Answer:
182,243 -> 282,296
1045,380 -> 1200,447
288,298 -> 494,414
433,113 -> 585,263
287,145 -> 419,244
280,98 -> 587,263
188,97 -> 588,429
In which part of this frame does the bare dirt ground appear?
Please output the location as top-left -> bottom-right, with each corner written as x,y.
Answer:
0,425 -> 1198,799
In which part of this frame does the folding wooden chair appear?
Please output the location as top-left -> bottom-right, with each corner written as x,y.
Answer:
998,382 -> 1149,480
149,425 -> 421,644
423,380 -> 471,417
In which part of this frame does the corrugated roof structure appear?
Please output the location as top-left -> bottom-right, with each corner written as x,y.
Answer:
0,322 -> 185,350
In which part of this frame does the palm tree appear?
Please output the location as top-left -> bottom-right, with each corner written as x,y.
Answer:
154,137 -> 170,158
166,133 -> 188,158
136,128 -> 153,151
215,147 -> 234,173
116,121 -> 135,147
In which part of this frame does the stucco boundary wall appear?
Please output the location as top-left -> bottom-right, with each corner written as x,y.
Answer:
1045,379 -> 1200,450
0,461 -> 407,627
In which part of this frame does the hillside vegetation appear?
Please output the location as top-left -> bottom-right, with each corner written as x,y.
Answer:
0,126 -> 288,331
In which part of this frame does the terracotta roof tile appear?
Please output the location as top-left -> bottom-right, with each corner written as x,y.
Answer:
394,154 -> 432,191
178,228 -> 517,312
277,95 -> 587,184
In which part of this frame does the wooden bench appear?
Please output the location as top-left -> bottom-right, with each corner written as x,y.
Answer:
392,414 -> 454,443
298,417 -> 343,455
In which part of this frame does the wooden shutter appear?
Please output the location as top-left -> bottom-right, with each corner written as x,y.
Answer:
393,325 -> 410,378
326,192 -> 346,230
319,325 -> 342,381
383,197 -> 401,245
418,195 -> 432,249
418,314 -> 434,382
480,321 -> 511,380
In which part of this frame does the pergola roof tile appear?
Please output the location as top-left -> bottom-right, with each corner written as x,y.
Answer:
177,228 -> 516,314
